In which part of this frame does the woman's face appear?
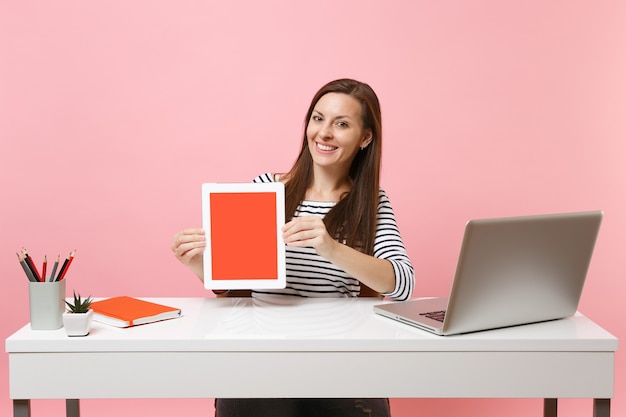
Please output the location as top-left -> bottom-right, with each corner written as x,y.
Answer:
306,92 -> 372,175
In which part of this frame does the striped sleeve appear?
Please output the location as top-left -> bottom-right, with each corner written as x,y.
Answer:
375,190 -> 415,301
253,173 -> 275,183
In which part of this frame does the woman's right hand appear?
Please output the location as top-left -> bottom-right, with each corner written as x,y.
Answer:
171,228 -> 206,280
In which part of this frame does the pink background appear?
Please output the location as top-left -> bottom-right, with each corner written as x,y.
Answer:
1,1 -> 624,416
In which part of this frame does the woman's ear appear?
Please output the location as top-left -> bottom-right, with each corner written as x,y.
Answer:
360,130 -> 373,150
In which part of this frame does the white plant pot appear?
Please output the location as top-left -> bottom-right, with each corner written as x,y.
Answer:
62,309 -> 93,337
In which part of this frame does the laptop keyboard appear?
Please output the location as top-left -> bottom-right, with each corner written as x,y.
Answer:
420,310 -> 446,322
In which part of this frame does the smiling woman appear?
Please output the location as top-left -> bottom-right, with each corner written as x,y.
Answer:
173,79 -> 414,301
171,78 -> 415,417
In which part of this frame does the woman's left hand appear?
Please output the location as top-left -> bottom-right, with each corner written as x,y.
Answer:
283,215 -> 396,295
282,216 -> 337,259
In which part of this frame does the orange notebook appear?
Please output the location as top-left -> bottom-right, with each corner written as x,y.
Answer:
91,296 -> 182,328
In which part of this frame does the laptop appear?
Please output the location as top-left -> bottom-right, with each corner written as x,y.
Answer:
374,211 -> 603,335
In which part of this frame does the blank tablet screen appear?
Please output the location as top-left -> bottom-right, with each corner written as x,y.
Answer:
202,182 -> 286,290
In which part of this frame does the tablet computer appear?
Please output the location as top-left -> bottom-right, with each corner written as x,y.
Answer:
201,182 -> 286,290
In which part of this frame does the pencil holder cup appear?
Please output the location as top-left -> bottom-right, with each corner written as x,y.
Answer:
28,280 -> 66,330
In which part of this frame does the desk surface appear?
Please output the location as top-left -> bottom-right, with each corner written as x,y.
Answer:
6,297 -> 617,353
5,297 -> 618,402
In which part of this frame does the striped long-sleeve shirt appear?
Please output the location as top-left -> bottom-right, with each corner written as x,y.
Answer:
253,173 -> 414,301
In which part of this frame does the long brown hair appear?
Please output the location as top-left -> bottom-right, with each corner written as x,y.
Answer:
283,79 -> 383,255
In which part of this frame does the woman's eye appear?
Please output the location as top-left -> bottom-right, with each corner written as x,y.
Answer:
336,121 -> 348,128
312,115 -> 322,122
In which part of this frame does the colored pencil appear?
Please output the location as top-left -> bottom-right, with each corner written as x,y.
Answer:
49,255 -> 60,282
42,256 -> 47,282
17,253 -> 38,282
56,250 -> 75,281
54,253 -> 70,281
22,249 -> 42,282
59,250 -> 75,281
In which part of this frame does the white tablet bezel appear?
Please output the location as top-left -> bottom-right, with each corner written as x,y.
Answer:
201,182 -> 286,290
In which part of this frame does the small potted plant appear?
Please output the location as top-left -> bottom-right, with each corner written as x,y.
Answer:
63,291 -> 94,336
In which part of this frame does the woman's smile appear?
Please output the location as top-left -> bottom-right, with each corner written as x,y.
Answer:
315,142 -> 338,152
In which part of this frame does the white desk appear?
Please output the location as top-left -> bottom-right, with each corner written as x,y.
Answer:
6,297 -> 618,417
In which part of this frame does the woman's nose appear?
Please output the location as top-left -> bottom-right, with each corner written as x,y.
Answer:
319,123 -> 333,139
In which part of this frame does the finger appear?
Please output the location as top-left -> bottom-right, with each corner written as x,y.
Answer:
174,240 -> 206,261
284,236 -> 320,249
282,218 -> 299,234
282,221 -> 306,241
173,229 -> 205,245
172,230 -> 205,253
284,228 -> 320,245
282,216 -> 318,234
179,245 -> 205,262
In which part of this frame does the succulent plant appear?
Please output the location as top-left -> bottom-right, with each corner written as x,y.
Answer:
65,291 -> 93,313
